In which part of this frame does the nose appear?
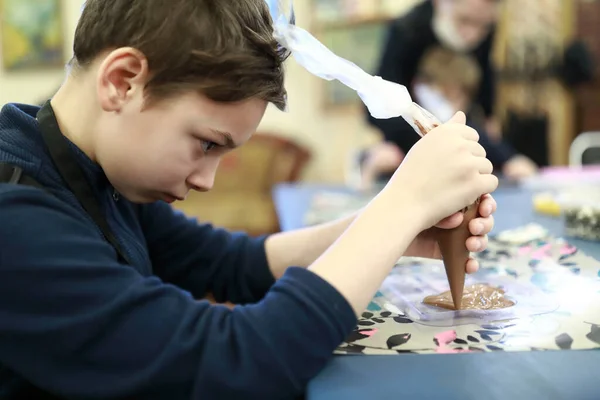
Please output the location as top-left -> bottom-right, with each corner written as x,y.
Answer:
186,161 -> 218,192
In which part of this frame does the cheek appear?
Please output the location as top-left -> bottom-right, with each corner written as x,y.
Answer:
100,113 -> 202,189
108,132 -> 189,187
146,139 -> 199,184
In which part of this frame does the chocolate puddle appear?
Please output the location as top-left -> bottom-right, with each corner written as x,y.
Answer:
423,283 -> 515,311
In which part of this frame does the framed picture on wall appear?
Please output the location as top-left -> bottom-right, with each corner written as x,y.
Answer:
0,0 -> 65,71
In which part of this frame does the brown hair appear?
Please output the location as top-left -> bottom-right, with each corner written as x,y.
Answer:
416,47 -> 481,97
72,0 -> 290,110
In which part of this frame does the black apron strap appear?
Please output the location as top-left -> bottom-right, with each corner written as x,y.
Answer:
0,162 -> 24,184
36,101 -> 132,265
0,163 -> 46,189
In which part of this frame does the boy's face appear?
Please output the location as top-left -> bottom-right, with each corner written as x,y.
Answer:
91,49 -> 267,203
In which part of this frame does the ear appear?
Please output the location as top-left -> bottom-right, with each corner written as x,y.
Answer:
96,47 -> 149,113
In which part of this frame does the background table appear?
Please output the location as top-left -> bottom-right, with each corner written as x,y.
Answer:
273,182 -> 600,400
273,182 -> 599,258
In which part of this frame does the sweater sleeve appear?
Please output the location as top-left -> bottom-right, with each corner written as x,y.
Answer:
139,201 -> 274,304
0,186 -> 357,400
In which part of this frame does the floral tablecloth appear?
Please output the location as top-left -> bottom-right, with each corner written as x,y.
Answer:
302,190 -> 600,355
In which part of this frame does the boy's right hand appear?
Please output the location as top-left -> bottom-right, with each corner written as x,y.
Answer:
388,112 -> 498,229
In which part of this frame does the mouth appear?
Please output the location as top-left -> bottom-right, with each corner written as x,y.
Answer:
162,193 -> 184,204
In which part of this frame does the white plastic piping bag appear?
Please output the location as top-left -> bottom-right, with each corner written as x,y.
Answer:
267,0 -> 441,135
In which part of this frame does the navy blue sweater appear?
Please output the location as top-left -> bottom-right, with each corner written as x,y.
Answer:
0,103 -> 356,399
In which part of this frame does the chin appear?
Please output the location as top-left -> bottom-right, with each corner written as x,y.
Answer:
120,191 -> 157,204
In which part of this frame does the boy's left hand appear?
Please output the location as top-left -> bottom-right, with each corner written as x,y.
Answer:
404,194 -> 496,273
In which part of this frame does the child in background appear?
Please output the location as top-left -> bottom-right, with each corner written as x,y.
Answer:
359,46 -> 537,191
0,1 -> 498,398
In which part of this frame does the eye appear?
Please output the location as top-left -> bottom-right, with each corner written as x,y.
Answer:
200,140 -> 218,153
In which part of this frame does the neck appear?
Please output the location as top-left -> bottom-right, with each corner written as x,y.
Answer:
50,74 -> 99,162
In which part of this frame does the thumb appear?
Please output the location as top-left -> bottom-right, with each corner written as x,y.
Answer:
435,212 -> 464,229
448,111 -> 467,125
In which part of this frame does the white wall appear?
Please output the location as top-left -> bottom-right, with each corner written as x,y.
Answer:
0,0 -> 412,182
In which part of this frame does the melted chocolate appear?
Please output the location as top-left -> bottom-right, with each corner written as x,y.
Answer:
423,283 -> 515,311
414,120 -> 439,136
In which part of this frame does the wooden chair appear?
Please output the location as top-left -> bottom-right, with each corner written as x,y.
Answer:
172,133 -> 311,235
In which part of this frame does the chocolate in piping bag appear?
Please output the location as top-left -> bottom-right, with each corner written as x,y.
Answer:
416,117 -> 480,310
435,202 -> 479,310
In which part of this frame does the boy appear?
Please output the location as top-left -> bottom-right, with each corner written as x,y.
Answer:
0,1 -> 498,399
359,46 -> 537,190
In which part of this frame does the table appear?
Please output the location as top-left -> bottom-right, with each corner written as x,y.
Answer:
273,183 -> 600,400
273,183 -> 600,258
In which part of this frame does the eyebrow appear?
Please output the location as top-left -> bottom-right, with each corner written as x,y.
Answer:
210,129 -> 236,148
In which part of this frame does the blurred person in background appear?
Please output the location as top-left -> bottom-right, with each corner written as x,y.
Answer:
358,0 -> 537,190
359,45 -> 537,189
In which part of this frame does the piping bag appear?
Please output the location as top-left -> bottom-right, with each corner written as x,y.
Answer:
269,0 -> 477,309
413,123 -> 480,311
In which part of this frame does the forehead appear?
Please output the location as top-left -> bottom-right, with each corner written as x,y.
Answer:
153,92 -> 268,140
452,0 -> 499,23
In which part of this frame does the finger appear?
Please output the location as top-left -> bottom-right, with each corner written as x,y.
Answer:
466,234 -> 488,253
478,174 -> 499,195
476,157 -> 494,175
448,111 -> 466,125
466,258 -> 479,274
478,193 -> 497,217
457,125 -> 479,141
466,141 -> 486,158
435,212 -> 463,229
469,215 -> 494,236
